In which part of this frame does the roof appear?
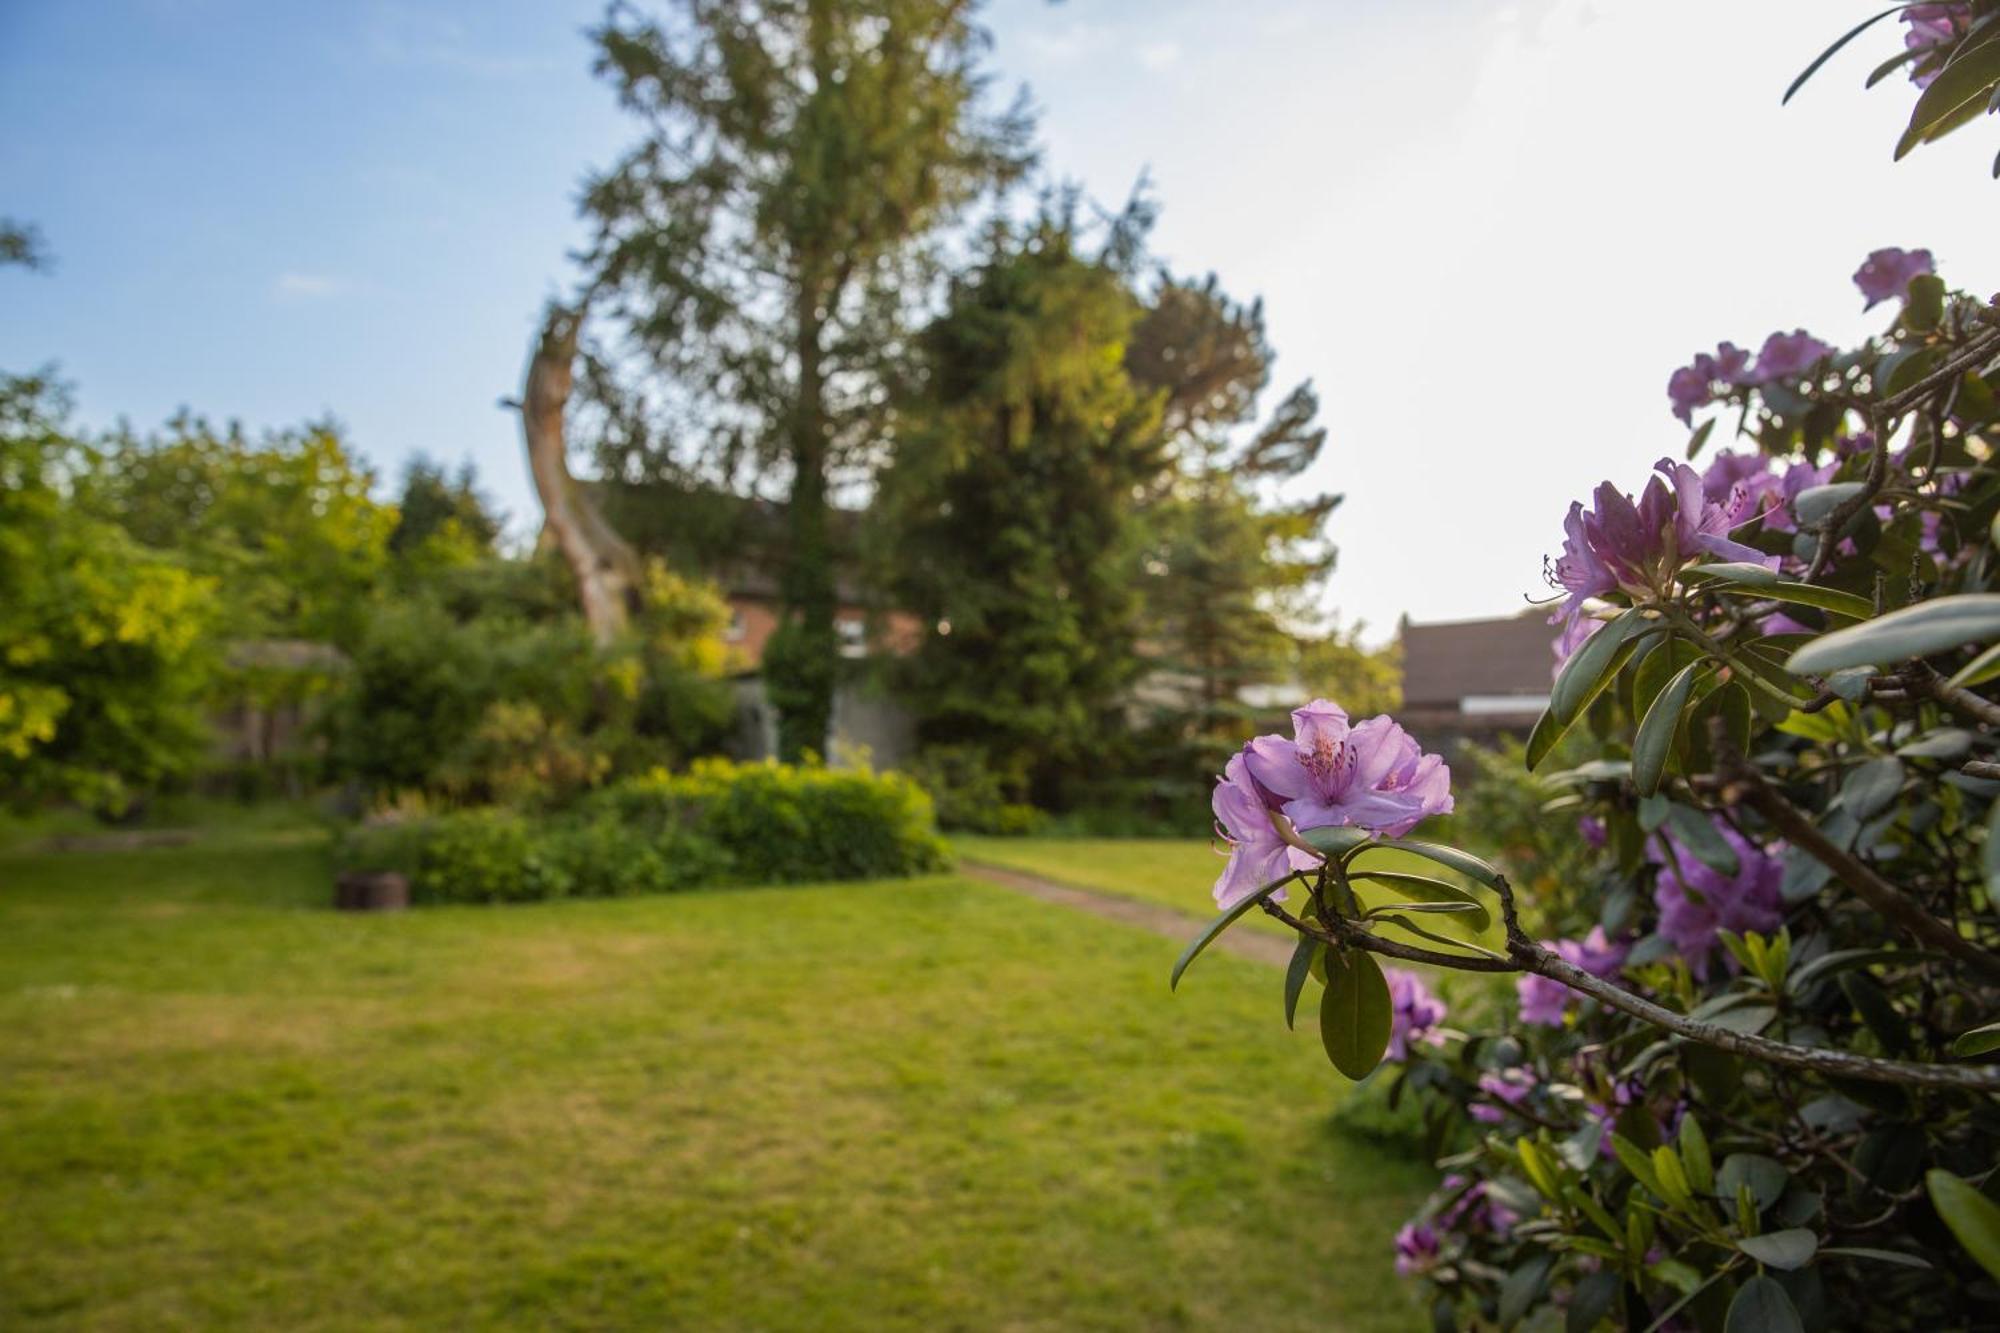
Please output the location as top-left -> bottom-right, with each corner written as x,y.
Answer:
1399,610 -> 1556,707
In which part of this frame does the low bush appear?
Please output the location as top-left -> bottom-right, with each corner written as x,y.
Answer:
336,756 -> 948,904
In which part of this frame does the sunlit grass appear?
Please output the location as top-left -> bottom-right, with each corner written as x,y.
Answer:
1,830 -> 1433,1331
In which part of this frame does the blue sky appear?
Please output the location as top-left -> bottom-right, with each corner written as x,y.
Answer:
5,1 -> 1997,636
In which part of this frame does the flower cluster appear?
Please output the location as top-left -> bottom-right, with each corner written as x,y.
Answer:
1385,967 -> 1446,1060
1516,926 -> 1628,1027
1854,245 -> 1935,309
1210,699 -> 1452,908
1547,457 -> 1776,650
1666,330 -> 1832,425
1903,4 -> 1973,87
1652,818 -> 1785,978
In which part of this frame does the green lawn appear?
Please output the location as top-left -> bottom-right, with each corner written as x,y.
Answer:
1,827 -> 1433,1331
955,835 -> 1505,952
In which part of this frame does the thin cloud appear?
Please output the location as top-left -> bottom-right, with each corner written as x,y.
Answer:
272,272 -> 343,300
1137,41 -> 1183,72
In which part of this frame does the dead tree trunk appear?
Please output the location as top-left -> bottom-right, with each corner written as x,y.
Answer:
515,303 -> 642,645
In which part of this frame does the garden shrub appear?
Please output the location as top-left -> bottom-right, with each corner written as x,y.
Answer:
338,756 -> 948,903
1168,15 -> 2000,1327
905,744 -> 1047,835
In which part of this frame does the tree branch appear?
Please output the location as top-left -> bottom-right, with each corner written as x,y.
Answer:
1724,767 -> 2000,982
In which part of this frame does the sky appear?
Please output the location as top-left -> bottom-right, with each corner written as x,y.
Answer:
3,0 -> 1996,641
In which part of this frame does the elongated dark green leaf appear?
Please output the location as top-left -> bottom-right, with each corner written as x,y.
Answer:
1525,703 -> 1565,771
1842,756 -> 1905,819
1788,947 -> 1938,993
1678,1115 -> 1714,1196
1866,44 -> 1931,88
1371,838 -> 1506,890
1283,934 -> 1318,1031
1725,1275 -> 1803,1333
1789,594 -> 2000,673
1896,29 -> 2000,158
1737,1228 -> 1818,1270
1372,913 -> 1509,960
1663,803 -> 1739,875
1318,948 -> 1391,1079
1793,482 -> 1867,527
1171,874 -> 1290,990
1819,1246 -> 1931,1268
1927,1170 -> 2000,1283
1349,869 -> 1492,930
1952,1019 -> 2000,1058
1634,661 -> 1704,797
1498,1252 -> 1554,1330
1988,799 -> 2000,897
1683,563 -> 1874,618
1553,610 -> 1653,723
1684,560 -> 1780,587
1946,641 -> 2000,688
1782,4 -> 1909,103
1567,1268 -> 1623,1333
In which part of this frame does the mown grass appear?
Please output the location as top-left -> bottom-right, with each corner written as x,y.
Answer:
954,834 -> 1506,951
1,828 -> 1434,1331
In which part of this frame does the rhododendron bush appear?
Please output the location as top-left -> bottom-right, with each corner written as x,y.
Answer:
1173,10 -> 2000,1330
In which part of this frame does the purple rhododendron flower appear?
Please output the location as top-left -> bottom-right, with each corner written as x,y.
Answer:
1697,450 -> 1835,539
1904,5 -> 1972,87
1578,815 -> 1606,850
1664,343 -> 1751,424
1516,927 -> 1627,1027
1854,247 -> 1936,309
1242,699 -> 1453,840
1750,330 -> 1834,383
1652,819 -> 1785,977
1470,1066 -> 1537,1123
1393,1223 -> 1441,1278
1385,967 -> 1447,1061
1548,459 -> 1779,647
1210,752 -> 1317,910
1439,1174 -> 1519,1237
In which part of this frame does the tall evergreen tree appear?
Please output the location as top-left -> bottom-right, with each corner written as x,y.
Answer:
875,213 -> 1163,802
1126,273 -> 1341,745
580,0 -> 1031,759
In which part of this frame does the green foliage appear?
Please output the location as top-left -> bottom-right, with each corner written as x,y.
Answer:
0,373 -> 217,811
904,744 -> 1047,835
80,415 -> 395,648
874,211 -> 1162,803
387,454 -> 500,566
582,0 -> 1032,758
322,567 -> 735,806
599,757 -> 951,885
344,756 -> 948,903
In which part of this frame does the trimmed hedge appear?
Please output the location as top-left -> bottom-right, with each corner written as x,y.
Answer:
338,757 -> 950,905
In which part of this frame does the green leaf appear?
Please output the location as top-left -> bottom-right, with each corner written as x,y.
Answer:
1371,913 -> 1508,961
1567,1268 -> 1623,1333
1926,1169 -> 2000,1283
1792,482 -> 1867,528
1716,1154 -> 1789,1210
1678,1115 -> 1714,1196
1782,4 -> 1909,103
1896,28 -> 2000,159
1787,594 -> 2000,674
1612,1133 -> 1666,1200
1348,868 -> 1492,931
1370,839 -> 1506,891
1737,1228 -> 1818,1270
1952,1019 -> 2000,1058
1946,641 -> 2000,688
1788,947 -> 1937,994
1818,1245 -> 1931,1269
1552,610 -> 1654,724
1318,947 -> 1391,1080
1171,875 -> 1291,990
1988,798 -> 2000,898
1841,756 -> 1904,820
1841,972 -> 1910,1055
1725,1275 -> 1803,1333
1283,935 -> 1318,1031
1663,803 -> 1739,875
1299,824 -> 1369,858
1498,1252 -> 1554,1331
1633,660 -> 1704,797
1683,565 -> 1873,619
1525,703 -> 1566,771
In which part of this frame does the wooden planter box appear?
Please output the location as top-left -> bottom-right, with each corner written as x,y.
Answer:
334,871 -> 410,913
